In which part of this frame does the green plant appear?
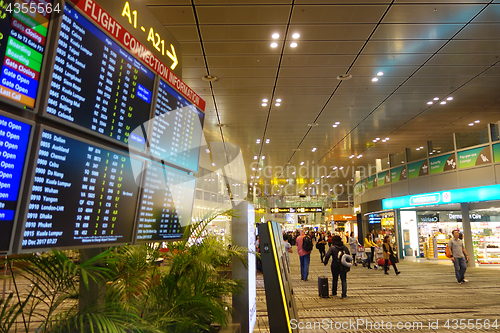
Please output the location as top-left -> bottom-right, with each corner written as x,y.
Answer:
0,293 -> 23,333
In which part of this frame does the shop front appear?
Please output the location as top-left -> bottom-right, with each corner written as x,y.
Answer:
325,214 -> 358,240
383,184 -> 500,265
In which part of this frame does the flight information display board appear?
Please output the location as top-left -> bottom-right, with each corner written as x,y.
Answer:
0,0 -> 52,108
0,112 -> 32,252
135,161 -> 196,242
44,4 -> 154,150
149,79 -> 204,172
20,127 -> 143,251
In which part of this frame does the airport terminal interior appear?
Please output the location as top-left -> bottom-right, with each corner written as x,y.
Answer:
1,0 -> 500,332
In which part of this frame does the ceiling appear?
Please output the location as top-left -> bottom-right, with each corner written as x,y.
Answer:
144,0 -> 500,197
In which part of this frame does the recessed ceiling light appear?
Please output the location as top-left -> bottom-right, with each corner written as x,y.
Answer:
308,123 -> 319,127
401,161 -> 404,163
265,139 -> 270,143
312,148 -> 317,152
256,139 -> 261,143
321,175 -> 324,178
252,168 -> 255,171
416,148 -> 420,151
386,137 -> 390,140
292,171 -> 296,175
262,103 -> 267,106
262,98 -> 268,103
254,156 -> 257,160
337,74 -> 352,81
437,151 -> 441,153
420,146 -> 424,149
249,182 -> 252,186
275,103 -> 281,106
272,33 -> 280,39
335,122 -> 340,125
259,168 -> 262,170
212,163 -> 215,166
475,120 -> 480,123
372,77 -> 379,82
349,155 -> 355,159
290,42 -> 298,48
339,167 -> 344,170
433,97 -> 439,101
270,42 -> 278,48
333,166 -> 337,170
469,123 -> 474,126
205,148 -> 210,153
376,137 -> 380,140
300,162 -> 305,165
382,139 -> 386,142
262,156 -> 265,159
377,71 -> 384,76
440,101 -> 446,105
327,175 -> 330,178
251,176 -> 254,179
276,98 -> 282,102
339,184 -> 343,187
357,155 -> 362,158
429,152 -> 433,155
447,97 -> 453,101
292,33 -> 300,39
333,124 -> 338,128
427,101 -> 433,105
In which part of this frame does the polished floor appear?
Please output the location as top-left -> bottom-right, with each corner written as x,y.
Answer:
254,250 -> 500,333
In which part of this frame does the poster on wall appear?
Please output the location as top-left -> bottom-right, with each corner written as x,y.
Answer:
457,146 -> 492,169
367,175 -> 377,189
408,160 -> 429,179
390,165 -> 407,183
429,153 -> 456,174
494,143 -> 500,163
377,170 -> 390,186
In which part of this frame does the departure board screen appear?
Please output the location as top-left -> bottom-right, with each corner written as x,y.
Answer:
0,0 -> 52,108
44,4 -> 154,150
20,128 -> 143,251
149,79 -> 204,172
0,113 -> 31,252
135,161 -> 196,242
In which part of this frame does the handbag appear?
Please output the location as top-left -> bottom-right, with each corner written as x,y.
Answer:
390,253 -> 399,263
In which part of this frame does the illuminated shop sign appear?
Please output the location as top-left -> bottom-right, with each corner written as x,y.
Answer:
382,184 -> 500,210
270,207 -> 322,213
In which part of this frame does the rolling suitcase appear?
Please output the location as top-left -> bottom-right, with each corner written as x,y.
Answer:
318,265 -> 329,298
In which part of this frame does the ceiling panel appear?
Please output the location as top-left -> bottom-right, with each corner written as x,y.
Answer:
164,25 -> 200,41
382,4 -> 485,24
196,6 -> 291,24
287,24 -> 375,40
363,39 -> 447,54
291,5 -> 388,24
470,4 -> 500,23
355,53 -> 432,66
455,23 -> 500,39
200,25 -> 287,41
373,24 -> 462,40
205,55 -> 281,67
425,54 -> 500,65
439,40 -> 500,54
149,6 -> 196,25
282,41 -> 365,55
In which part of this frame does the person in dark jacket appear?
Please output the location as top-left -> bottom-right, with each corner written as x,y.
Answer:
316,234 -> 327,263
324,235 -> 350,299
382,236 -> 400,275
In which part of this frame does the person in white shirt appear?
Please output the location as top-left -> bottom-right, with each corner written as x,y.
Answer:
448,230 -> 470,284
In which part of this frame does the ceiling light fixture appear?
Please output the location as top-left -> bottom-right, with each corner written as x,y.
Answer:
333,124 -> 338,128
416,148 -> 420,151
205,149 -> 210,153
256,139 -> 260,143
292,171 -> 296,175
312,148 -> 317,152
300,161 -> 305,165
292,33 -> 300,39
339,167 -> 344,170
382,139 -> 386,142
349,155 -> 355,159
290,42 -> 297,48
447,97 -> 453,101
357,155 -> 362,158
376,137 -> 380,141
275,103 -> 281,106
272,33 -> 280,39
265,139 -> 270,143
336,74 -> 352,81
270,42 -> 278,48
440,101 -> 446,105
372,77 -> 379,82
333,167 -> 337,170
308,123 -> 319,127
252,168 -> 255,171
377,71 -> 384,76
276,98 -> 282,102
262,98 -> 268,103
386,137 -> 390,140
469,123 -> 474,126
261,103 -> 267,106
373,139 -> 377,142
262,156 -> 265,160
427,101 -> 433,105
475,120 -> 480,123
335,122 -> 340,125
433,97 -> 439,101
254,156 -> 257,160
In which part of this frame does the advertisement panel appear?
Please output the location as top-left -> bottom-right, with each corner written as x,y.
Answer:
457,146 -> 492,169
429,153 -> 456,174
408,160 -> 429,179
390,165 -> 407,183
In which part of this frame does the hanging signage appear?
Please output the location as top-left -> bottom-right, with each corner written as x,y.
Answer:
270,207 -> 322,213
377,170 -> 390,186
457,146 -> 492,169
494,143 -> 500,163
408,159 -> 429,179
390,165 -> 407,183
429,153 -> 456,174
331,214 -> 356,221
382,184 -> 500,209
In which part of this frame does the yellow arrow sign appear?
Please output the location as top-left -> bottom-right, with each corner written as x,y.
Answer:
166,44 -> 178,70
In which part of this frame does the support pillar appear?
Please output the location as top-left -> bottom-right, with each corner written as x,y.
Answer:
460,203 -> 475,267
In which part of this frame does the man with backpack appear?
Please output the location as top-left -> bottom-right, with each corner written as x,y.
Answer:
296,229 -> 313,281
324,235 -> 351,299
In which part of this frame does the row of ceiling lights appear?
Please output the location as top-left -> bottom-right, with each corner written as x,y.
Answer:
270,32 -> 300,48
256,138 -> 270,144
262,98 -> 281,107
427,96 -> 453,105
373,137 -> 390,143
371,71 -> 384,82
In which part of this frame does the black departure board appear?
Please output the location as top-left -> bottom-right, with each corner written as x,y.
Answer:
149,79 -> 204,172
135,161 -> 196,242
44,4 -> 154,150
0,112 -> 32,252
20,127 -> 143,251
0,0 -> 52,108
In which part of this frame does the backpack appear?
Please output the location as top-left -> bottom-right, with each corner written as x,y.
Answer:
445,244 -> 452,258
302,236 -> 313,252
336,247 -> 351,273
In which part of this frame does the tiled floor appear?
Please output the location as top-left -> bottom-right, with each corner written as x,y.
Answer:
254,250 -> 500,333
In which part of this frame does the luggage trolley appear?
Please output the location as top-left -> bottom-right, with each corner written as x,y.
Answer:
373,245 -> 384,269
356,245 -> 366,266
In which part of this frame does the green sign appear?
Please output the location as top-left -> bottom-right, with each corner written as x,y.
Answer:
457,146 -> 491,169
390,165 -> 407,183
494,143 -> 500,163
408,160 -> 429,179
429,153 -> 456,174
377,171 -> 390,186
367,175 -> 377,189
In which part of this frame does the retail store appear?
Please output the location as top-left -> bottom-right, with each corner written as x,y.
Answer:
383,185 -> 500,265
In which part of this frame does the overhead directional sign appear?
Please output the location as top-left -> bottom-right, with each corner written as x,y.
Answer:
270,207 -> 323,213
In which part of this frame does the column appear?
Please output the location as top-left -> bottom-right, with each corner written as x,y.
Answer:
460,203 -> 475,267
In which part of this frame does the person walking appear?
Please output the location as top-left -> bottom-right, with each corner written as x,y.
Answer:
296,230 -> 312,281
283,233 -> 292,267
316,234 -> 327,263
382,236 -> 400,275
327,232 -> 333,247
348,232 -> 359,266
448,229 -> 470,284
324,235 -> 350,299
364,232 -> 376,269
370,230 -> 377,263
